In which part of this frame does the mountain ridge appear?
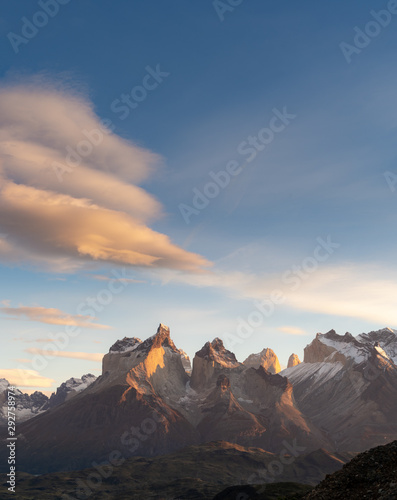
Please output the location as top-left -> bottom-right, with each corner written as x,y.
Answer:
1,324 -> 396,475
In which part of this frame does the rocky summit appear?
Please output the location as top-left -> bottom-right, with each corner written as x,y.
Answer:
287,353 -> 301,368
0,374 -> 97,427
1,324 -> 396,479
243,347 -> 281,373
281,327 -> 397,453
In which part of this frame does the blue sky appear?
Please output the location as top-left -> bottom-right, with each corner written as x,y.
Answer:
1,0 -> 397,393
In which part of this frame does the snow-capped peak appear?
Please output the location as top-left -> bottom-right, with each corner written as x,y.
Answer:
136,323 -> 178,354
305,328 -> 397,366
356,328 -> 397,365
63,374 -> 97,391
109,337 -> 142,354
319,334 -> 367,364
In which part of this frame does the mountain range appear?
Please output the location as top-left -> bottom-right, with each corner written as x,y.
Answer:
1,323 -> 396,489
0,374 -> 97,427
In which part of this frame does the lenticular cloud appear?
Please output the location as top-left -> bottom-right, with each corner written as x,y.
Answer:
0,81 -> 210,273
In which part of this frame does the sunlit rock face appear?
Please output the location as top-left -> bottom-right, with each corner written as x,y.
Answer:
190,337 -> 241,391
287,353 -> 301,368
243,347 -> 281,374
188,338 -> 326,453
101,323 -> 189,402
9,324 -> 199,474
10,326 -> 327,473
304,330 -> 365,365
8,325 -> 397,475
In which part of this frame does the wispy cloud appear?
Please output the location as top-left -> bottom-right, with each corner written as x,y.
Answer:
14,337 -> 56,343
156,263 -> 397,327
88,274 -> 145,283
0,368 -> 54,388
0,80 -> 211,273
25,349 -> 103,362
277,326 -> 307,335
1,305 -> 111,329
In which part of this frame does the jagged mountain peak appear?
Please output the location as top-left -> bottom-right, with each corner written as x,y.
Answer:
287,353 -> 301,368
150,323 -> 177,350
362,327 -> 397,340
320,330 -> 357,344
108,324 -> 176,356
133,323 -> 179,357
195,338 -> 239,367
314,329 -> 357,346
317,329 -> 336,337
0,373 -> 98,425
0,379 -> 49,425
380,326 -> 396,333
243,347 -> 281,374
6,323 -> 397,476
102,324 -> 184,382
63,374 -> 96,387
109,337 -> 142,353
197,337 -> 225,353
48,373 -> 96,408
306,327 -> 397,366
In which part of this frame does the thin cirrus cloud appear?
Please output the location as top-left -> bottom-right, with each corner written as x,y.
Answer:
14,338 -> 56,343
88,274 -> 146,283
0,79 -> 211,274
0,368 -> 54,388
277,326 -> 307,335
25,349 -> 103,362
157,262 -> 397,327
1,305 -> 111,329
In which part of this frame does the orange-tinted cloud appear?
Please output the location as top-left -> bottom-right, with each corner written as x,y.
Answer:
0,81 -> 211,273
0,368 -> 54,388
25,349 -> 103,362
1,305 -> 111,329
277,326 -> 307,335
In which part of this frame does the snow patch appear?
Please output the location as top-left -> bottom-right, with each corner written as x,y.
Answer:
282,361 -> 344,387
109,337 -> 142,354
320,337 -> 367,364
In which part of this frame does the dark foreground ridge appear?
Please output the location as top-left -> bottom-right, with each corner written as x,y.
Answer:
0,441 -> 349,499
212,440 -> 397,500
303,439 -> 397,499
212,482 -> 313,499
